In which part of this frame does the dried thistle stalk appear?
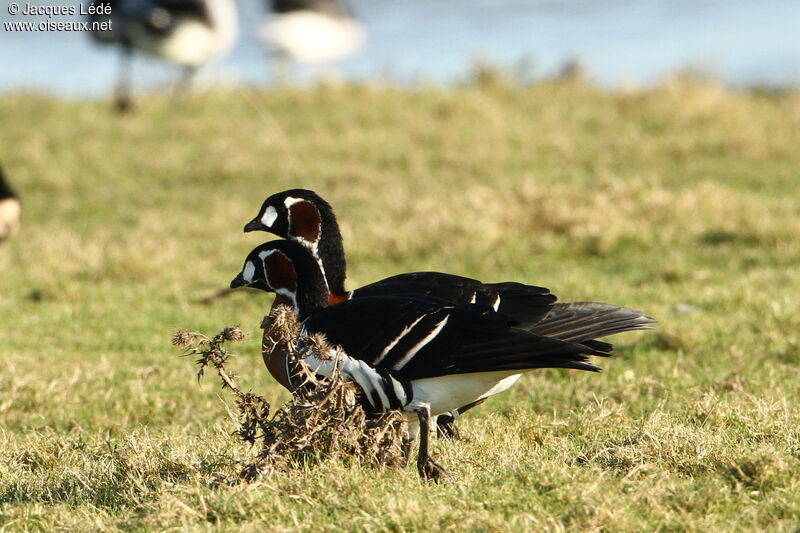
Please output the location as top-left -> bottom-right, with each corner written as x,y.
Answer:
174,306 -> 407,482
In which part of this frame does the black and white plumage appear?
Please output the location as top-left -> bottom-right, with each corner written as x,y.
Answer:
243,189 -> 656,341
244,189 -> 348,295
230,240 -> 632,479
242,190 -> 559,319
89,0 -> 237,110
0,168 -> 21,244
243,189 -> 656,432
262,0 -> 365,65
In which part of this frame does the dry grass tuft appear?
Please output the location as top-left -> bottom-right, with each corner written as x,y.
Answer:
173,306 -> 407,482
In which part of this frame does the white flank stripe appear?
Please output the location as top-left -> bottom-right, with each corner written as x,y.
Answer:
301,339 -> 390,411
363,369 -> 391,410
392,316 -> 450,371
391,379 -> 407,406
348,368 -> 379,409
469,291 -> 477,304
372,315 -> 426,365
302,348 -> 337,381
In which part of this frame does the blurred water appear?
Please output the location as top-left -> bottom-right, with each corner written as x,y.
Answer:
0,0 -> 798,98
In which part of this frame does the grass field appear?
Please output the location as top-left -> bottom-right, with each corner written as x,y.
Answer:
1,77 -> 799,531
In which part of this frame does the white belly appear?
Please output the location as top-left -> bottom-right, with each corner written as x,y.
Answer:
410,371 -> 522,417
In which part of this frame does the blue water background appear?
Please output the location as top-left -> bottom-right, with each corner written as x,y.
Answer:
0,0 -> 798,98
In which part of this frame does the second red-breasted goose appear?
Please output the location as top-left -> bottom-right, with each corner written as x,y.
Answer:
231,240 -> 615,480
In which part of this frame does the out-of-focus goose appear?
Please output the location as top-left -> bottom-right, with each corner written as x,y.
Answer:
89,0 -> 238,111
0,168 -> 21,244
261,0 -> 365,67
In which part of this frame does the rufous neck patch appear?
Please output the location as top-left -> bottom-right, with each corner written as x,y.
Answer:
287,200 -> 321,244
265,251 -> 297,293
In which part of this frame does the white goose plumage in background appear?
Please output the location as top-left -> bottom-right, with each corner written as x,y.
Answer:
261,0 -> 365,67
0,167 -> 21,244
89,0 -> 238,111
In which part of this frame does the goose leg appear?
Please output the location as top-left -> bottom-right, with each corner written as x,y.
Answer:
413,403 -> 448,481
115,45 -> 133,113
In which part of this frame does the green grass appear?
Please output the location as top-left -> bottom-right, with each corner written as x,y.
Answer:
1,77 -> 800,531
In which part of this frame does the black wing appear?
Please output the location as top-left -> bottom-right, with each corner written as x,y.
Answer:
350,272 -> 556,327
527,302 -> 656,348
301,296 -> 609,382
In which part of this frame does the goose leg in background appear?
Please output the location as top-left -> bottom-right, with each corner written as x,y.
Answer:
169,65 -> 199,108
269,51 -> 291,85
178,64 -> 198,93
115,45 -> 134,113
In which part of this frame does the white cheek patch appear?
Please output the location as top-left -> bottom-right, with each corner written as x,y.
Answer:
261,206 -> 278,227
242,261 -> 255,282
